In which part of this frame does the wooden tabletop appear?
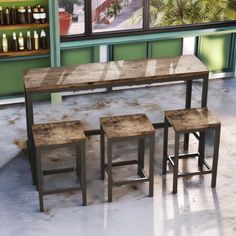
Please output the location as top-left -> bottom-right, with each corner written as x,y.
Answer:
23,55 -> 209,93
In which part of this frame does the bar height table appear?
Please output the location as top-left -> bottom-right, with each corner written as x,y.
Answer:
23,55 -> 209,184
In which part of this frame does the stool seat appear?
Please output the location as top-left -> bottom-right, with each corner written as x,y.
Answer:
32,120 -> 86,147
100,114 -> 155,139
165,108 -> 221,133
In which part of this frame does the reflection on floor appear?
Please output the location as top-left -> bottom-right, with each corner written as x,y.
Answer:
0,78 -> 236,235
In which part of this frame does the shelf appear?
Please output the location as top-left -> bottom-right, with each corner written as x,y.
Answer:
0,49 -> 50,58
0,23 -> 49,30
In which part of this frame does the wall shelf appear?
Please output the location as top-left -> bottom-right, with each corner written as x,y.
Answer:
0,49 -> 50,58
0,23 -> 49,30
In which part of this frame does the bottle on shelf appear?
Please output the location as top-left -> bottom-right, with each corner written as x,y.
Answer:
12,32 -> 18,51
39,6 -> 46,24
26,6 -> 33,23
33,31 -> 39,50
40,30 -> 47,49
33,6 -> 40,24
18,6 -> 26,24
5,7 -> 11,25
2,34 -> 8,52
11,6 -> 17,25
0,6 -> 4,25
18,32 -> 24,51
26,31 -> 32,51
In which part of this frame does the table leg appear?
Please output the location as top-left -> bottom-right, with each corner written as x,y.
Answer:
184,80 -> 193,151
25,92 -> 36,185
201,76 -> 209,108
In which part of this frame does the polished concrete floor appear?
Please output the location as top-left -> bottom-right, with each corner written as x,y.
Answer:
0,78 -> 236,236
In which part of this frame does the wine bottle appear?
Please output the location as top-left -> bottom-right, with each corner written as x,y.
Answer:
26,31 -> 32,51
33,31 -> 39,50
18,32 -> 24,51
12,32 -> 18,51
2,34 -> 8,52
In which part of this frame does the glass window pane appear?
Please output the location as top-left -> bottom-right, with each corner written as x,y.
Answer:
59,0 -> 85,36
150,0 -> 236,28
92,0 -> 143,33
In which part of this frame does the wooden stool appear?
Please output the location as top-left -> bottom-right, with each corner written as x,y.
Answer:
32,121 -> 87,212
100,114 -> 155,202
163,108 -> 221,194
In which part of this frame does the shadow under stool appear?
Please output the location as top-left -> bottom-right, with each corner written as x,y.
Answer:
100,114 -> 155,202
32,120 -> 87,212
163,108 -> 221,194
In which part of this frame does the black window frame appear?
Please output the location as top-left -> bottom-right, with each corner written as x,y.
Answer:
60,0 -> 236,42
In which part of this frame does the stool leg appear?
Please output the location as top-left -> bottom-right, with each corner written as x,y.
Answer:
80,141 -> 87,206
149,133 -> 155,197
107,139 -> 113,202
36,149 -> 44,212
211,126 -> 221,188
138,138 -> 145,176
173,133 -> 180,194
163,117 -> 168,175
100,126 -> 105,180
198,132 -> 205,170
76,144 -> 81,181
184,80 -> 192,151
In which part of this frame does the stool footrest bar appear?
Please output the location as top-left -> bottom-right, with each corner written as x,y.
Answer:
178,170 -> 213,177
113,177 -> 149,186
43,167 -> 75,175
43,187 -> 80,196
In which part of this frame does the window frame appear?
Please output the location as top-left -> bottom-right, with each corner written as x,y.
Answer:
59,0 -> 236,42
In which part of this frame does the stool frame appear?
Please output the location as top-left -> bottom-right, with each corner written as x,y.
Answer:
163,117 -> 221,194
100,125 -> 155,202
35,141 -> 87,212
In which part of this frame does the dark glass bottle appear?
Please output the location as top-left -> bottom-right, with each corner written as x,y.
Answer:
33,7 -> 40,24
26,6 -> 33,23
39,6 -> 46,24
11,6 -> 17,25
0,6 -> 4,25
18,6 -> 26,24
5,8 -> 11,25
12,32 -> 18,51
40,29 -> 47,49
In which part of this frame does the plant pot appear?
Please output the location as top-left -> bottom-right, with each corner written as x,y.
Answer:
59,11 -> 72,36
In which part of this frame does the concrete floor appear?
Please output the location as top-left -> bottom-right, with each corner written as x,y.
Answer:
0,78 -> 236,235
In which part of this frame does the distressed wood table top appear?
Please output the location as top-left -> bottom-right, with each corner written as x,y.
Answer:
24,55 -> 209,93
165,108 -> 221,133
100,114 -> 155,139
32,120 -> 86,148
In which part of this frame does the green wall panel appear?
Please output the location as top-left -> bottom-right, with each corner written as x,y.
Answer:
198,34 -> 232,72
61,48 -> 94,66
0,58 -> 50,97
113,42 -> 147,61
149,39 -> 183,58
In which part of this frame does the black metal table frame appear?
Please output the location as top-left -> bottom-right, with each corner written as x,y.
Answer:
24,76 -> 209,185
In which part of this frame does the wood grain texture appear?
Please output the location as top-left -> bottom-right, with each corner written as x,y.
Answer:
23,55 -> 209,93
32,121 -> 86,148
165,108 -> 221,133
100,114 -> 155,139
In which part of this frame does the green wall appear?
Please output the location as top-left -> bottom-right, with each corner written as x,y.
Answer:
149,39 -> 183,58
198,34 -> 233,72
0,57 -> 50,97
112,39 -> 183,61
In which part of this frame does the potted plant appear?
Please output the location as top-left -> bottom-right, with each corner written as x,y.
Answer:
58,0 -> 78,35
